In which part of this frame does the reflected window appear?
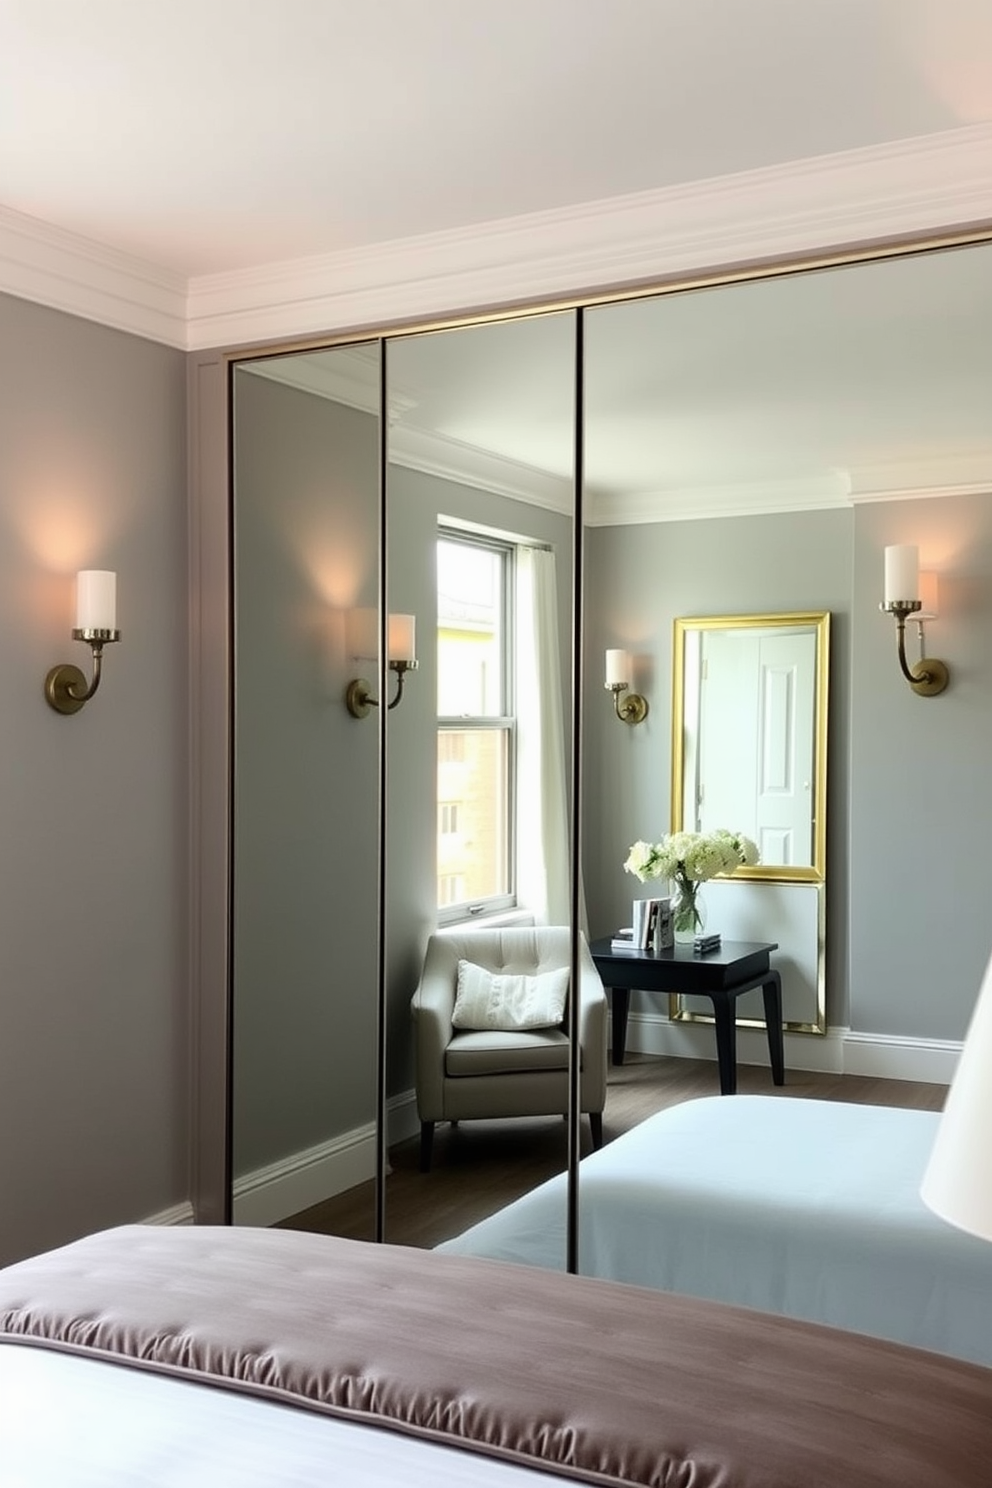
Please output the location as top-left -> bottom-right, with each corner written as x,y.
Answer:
437,532 -> 514,919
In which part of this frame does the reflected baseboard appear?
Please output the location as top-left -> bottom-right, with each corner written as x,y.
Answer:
624,1013 -> 960,1086
231,1092 -> 421,1228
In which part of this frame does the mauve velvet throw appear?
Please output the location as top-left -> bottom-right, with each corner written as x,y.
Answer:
0,1224 -> 989,1487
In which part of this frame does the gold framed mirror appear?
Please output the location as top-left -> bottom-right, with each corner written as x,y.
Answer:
671,612 -> 830,882
669,611 -> 830,1036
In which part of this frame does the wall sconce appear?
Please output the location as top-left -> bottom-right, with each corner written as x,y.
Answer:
345,611 -> 419,718
880,545 -> 949,697
45,570 -> 121,715
605,648 -> 648,724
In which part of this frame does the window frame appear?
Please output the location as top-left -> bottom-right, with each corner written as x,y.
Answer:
436,527 -> 517,925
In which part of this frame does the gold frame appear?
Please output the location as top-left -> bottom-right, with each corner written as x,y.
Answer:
671,611 -> 831,883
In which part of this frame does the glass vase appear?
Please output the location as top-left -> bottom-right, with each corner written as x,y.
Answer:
672,880 -> 706,944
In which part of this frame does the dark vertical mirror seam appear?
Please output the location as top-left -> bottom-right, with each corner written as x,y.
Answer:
567,307 -> 585,1274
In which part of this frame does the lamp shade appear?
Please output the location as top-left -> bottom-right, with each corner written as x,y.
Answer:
920,949 -> 992,1242
76,570 -> 117,631
605,649 -> 629,688
388,613 -> 416,664
883,544 -> 919,606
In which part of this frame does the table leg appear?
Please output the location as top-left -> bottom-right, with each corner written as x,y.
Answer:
762,971 -> 785,1086
610,987 -> 630,1065
710,995 -> 737,1095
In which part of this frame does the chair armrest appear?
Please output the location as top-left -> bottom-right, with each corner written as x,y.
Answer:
410,938 -> 458,1121
576,937 -> 608,1110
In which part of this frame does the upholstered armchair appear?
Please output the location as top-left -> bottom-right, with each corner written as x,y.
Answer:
411,925 -> 608,1172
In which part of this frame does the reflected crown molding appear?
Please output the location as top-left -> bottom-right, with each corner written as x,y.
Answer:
243,349 -> 992,522
587,473 -> 852,526
242,353 -> 573,513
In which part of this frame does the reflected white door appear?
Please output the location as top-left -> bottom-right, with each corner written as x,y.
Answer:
699,630 -> 815,865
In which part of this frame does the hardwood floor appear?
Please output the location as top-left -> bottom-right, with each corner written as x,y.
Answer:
278,1054 -> 947,1250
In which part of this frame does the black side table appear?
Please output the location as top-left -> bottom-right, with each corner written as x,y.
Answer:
589,938 -> 785,1096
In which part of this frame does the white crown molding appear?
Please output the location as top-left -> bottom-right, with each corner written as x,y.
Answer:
185,123 -> 992,352
5,123 -> 992,360
0,203 -> 187,348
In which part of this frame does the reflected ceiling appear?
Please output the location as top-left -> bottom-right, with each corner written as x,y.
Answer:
247,239 -> 992,523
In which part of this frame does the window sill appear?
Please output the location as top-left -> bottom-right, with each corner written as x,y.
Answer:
438,908 -> 535,933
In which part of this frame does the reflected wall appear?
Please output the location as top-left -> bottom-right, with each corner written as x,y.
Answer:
230,353 -> 381,1237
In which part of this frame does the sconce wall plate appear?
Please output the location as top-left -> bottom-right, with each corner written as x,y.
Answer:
608,682 -> 649,724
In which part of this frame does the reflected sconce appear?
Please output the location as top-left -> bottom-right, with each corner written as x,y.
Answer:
879,545 -> 949,697
605,648 -> 648,725
345,610 -> 419,718
45,570 -> 121,715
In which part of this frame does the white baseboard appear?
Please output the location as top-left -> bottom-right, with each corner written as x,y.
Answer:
624,1012 -> 959,1085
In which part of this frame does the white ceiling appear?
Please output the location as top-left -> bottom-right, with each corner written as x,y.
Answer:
3,0 -> 992,279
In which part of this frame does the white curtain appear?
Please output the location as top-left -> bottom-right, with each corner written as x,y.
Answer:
515,546 -> 571,925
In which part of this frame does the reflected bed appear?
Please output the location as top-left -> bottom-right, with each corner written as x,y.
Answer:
438,1094 -> 992,1367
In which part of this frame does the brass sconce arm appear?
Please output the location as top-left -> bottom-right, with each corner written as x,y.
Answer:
346,659 -> 420,718
608,681 -> 649,725
45,627 -> 121,715
880,600 -> 949,697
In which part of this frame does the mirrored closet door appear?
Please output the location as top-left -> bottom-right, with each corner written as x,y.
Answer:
230,344 -> 383,1240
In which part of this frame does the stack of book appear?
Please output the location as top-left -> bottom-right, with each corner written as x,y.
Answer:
609,927 -> 637,952
632,897 -> 674,952
693,932 -> 721,954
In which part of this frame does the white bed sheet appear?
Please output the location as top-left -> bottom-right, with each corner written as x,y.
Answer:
437,1095 -> 992,1366
0,1344 -> 584,1488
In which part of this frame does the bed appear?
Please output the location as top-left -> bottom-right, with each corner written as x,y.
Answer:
2,1222 -> 992,1487
438,1094 -> 992,1367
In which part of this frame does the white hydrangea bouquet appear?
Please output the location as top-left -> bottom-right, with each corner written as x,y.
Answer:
624,829 -> 759,940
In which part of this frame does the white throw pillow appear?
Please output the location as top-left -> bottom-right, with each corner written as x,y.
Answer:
452,960 -> 569,1032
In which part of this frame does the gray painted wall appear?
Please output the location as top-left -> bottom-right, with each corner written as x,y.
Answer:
582,497 -> 992,1042
0,291 -> 188,1264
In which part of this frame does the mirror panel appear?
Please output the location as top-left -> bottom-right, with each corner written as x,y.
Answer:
230,345 -> 382,1240
672,612 -> 830,879
381,311 -> 577,1253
